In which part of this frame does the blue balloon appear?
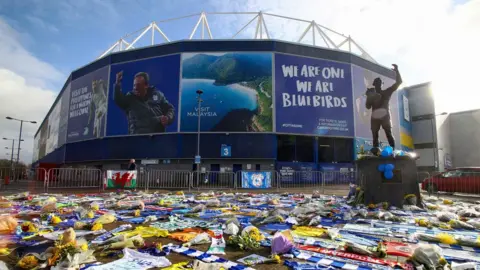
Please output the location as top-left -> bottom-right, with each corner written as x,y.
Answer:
385,146 -> 393,154
384,170 -> 394,179
378,164 -> 386,172
385,164 -> 395,171
381,150 -> 389,157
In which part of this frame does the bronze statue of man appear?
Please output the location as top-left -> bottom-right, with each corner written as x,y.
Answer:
365,64 -> 402,149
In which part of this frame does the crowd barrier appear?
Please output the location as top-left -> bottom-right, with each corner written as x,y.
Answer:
44,168 -> 103,192
36,168 -> 480,197
145,170 -> 192,190
0,167 -> 28,183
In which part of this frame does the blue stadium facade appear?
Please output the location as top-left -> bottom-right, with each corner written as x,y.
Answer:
32,40 -> 410,173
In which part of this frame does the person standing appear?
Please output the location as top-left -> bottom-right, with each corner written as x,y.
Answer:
128,159 -> 137,171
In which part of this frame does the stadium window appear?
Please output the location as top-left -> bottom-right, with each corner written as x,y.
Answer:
277,135 -> 295,162
334,138 -> 354,163
318,137 -> 334,163
295,136 -> 314,162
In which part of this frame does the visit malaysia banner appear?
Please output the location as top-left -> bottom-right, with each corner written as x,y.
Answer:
275,54 -> 354,136
241,171 -> 272,189
106,170 -> 137,188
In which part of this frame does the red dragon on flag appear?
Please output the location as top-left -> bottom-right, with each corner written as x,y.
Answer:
112,172 -> 134,187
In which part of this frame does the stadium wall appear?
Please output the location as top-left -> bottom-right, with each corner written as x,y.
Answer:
32,40 -> 408,170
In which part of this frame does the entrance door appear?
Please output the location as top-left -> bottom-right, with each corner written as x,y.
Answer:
233,164 -> 242,173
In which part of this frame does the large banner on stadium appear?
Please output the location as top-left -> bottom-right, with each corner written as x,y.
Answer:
107,54 -> 180,136
58,83 -> 71,148
179,52 -> 273,132
38,120 -> 49,159
67,66 -> 109,143
352,65 -> 400,144
46,99 -> 61,155
275,54 -> 354,136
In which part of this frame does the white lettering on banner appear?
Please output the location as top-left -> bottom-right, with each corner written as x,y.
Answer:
69,86 -> 92,118
316,118 -> 349,132
186,106 -> 218,117
280,64 -> 348,109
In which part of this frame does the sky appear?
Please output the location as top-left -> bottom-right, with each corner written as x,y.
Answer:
0,0 -> 479,163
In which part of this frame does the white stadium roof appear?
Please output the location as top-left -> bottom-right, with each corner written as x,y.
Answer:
99,11 -> 376,63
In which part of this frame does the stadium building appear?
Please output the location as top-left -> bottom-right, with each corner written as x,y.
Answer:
31,12 -> 413,176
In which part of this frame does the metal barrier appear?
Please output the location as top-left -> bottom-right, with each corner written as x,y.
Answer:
322,170 -> 356,195
45,168 -> 103,192
146,170 -> 192,191
193,171 -> 236,190
277,171 -> 322,190
0,167 -> 28,182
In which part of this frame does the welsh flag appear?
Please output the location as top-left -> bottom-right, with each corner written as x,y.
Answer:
106,170 -> 137,188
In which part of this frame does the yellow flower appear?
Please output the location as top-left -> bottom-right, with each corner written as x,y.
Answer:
21,221 -> 38,233
443,199 -> 453,205
91,203 -> 99,211
51,215 -> 62,224
134,210 -> 141,217
91,223 -> 103,231
155,243 -> 163,250
80,243 -> 88,251
87,211 -> 95,219
271,254 -> 281,264
17,255 -> 39,269
176,191 -> 184,196
0,248 -> 11,255
248,227 -> 264,241
232,205 -> 240,211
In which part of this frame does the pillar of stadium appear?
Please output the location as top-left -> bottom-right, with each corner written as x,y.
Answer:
98,12 -> 376,63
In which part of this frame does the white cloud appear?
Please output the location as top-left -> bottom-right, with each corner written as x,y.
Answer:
0,17 -> 60,164
25,15 -> 59,33
0,18 -> 63,88
208,0 -> 480,112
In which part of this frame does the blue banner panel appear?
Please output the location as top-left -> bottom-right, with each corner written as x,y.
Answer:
241,171 -> 272,188
58,83 -> 71,147
67,66 -> 109,143
107,54 -> 180,136
180,52 -> 273,132
352,65 -> 400,143
275,53 -> 354,136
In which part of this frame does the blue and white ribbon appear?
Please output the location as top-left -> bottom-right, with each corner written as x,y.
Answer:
169,246 -> 255,270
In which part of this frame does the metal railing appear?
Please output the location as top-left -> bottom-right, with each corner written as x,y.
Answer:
45,168 -> 103,192
0,167 -> 28,183
27,167 -> 480,199
278,170 -> 322,190
194,171 -> 236,190
146,170 -> 192,190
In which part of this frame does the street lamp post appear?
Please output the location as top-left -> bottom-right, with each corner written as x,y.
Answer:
6,117 -> 37,167
195,89 -> 203,185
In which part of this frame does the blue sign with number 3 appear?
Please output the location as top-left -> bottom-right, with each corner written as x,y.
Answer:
221,145 -> 231,157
